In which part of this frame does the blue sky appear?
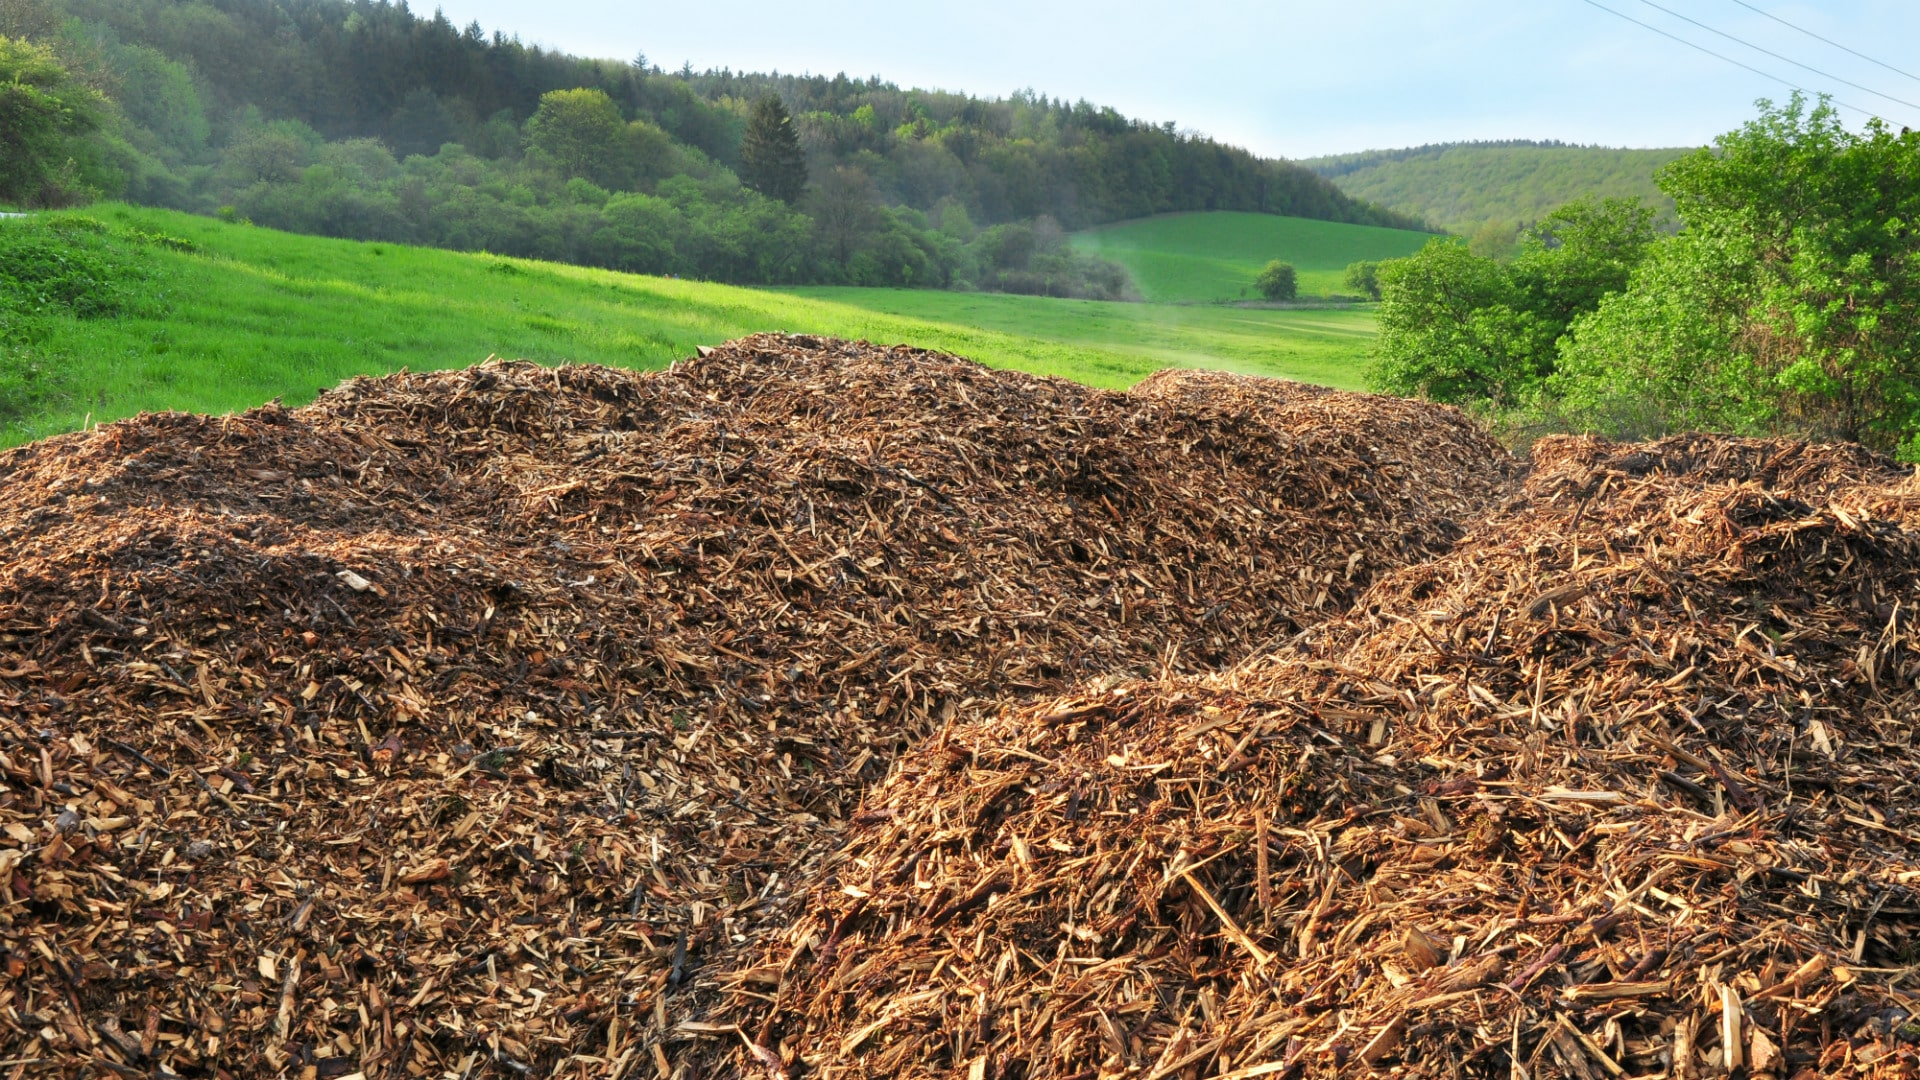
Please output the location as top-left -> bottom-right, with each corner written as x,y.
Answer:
428,1 -> 1920,158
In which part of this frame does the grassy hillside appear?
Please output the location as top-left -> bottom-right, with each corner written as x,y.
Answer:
1298,142 -> 1693,233
1069,212 -> 1434,302
0,205 -> 1380,445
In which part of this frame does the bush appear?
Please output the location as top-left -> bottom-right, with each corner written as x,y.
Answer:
1368,197 -> 1656,408
1369,239 -> 1541,406
1343,260 -> 1382,300
1553,97 -> 1920,458
1256,260 -> 1297,300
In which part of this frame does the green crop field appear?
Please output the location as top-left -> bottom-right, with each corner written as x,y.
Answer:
1071,211 -> 1434,302
0,205 -> 1381,445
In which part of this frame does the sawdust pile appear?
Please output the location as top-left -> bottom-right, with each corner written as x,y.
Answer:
702,434 -> 1920,1080
0,335 -> 1515,1078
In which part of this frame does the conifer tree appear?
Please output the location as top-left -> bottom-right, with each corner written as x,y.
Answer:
738,94 -> 807,204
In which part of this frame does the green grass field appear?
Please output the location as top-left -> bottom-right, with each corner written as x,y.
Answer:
1072,211 -> 1434,302
780,288 -> 1376,390
1,205 -> 1380,444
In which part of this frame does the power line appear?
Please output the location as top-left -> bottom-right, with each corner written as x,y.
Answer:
1723,0 -> 1920,87
1632,0 -> 1920,113
1576,0 -> 1879,120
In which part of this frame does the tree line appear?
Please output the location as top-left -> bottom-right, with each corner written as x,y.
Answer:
0,0 -> 1424,296
1368,98 -> 1920,462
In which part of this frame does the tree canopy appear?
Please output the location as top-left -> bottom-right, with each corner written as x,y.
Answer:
2,0 -> 1426,296
1300,141 -> 1687,234
0,37 -> 106,206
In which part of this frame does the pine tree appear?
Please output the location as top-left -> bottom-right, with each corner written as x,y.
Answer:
738,94 -> 807,204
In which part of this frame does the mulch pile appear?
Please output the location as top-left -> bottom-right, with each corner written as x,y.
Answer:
0,335 -> 1515,1079
702,433 -> 1920,1079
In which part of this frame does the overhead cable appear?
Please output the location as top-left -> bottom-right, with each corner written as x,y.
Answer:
1632,0 -> 1920,112
1724,0 -> 1920,87
1575,0 -> 1879,120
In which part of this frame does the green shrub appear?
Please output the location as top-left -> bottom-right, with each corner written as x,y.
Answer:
1256,260 -> 1298,300
1368,197 -> 1656,408
122,226 -> 198,252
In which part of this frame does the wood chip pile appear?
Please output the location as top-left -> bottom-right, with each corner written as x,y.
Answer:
0,335 -> 1517,1079
704,433 -> 1920,1079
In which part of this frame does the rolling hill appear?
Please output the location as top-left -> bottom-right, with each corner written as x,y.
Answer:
1298,141 -> 1693,233
0,206 -> 1383,445
1069,212 -> 1435,302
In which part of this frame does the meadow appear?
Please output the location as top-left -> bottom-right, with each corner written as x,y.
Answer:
0,206 -> 1380,444
1070,211 -> 1434,302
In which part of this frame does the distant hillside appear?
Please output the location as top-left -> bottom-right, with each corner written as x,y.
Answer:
1298,141 -> 1694,234
1072,212 -> 1431,302
6,0 -> 1423,295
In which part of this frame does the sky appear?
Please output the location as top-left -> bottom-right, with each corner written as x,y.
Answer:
427,0 -> 1920,159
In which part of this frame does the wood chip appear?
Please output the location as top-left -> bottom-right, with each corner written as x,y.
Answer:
0,336 -> 1517,1077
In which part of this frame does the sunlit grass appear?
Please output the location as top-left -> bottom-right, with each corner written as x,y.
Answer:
9,204 -> 1383,444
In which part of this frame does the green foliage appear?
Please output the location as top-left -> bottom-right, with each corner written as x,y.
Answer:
107,43 -> 209,163
1509,197 -> 1657,329
1555,98 -> 1920,456
1371,239 -> 1537,405
1343,261 -> 1381,300
1256,261 -> 1297,301
1301,141 -> 1689,234
1071,212 -> 1432,302
3,204 -> 1380,445
1467,219 -> 1517,262
1369,197 -> 1657,407
525,89 -> 627,186
0,37 -> 109,207
0,0 -> 61,39
809,165 -> 880,267
738,95 -> 806,204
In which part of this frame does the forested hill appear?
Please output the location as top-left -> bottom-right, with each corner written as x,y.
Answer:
4,0 -> 1423,294
1298,141 -> 1692,235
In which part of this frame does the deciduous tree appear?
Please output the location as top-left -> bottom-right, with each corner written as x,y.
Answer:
1369,197 -> 1656,408
1256,260 -> 1297,300
1344,260 -> 1382,300
526,88 -> 627,187
0,38 -> 107,206
809,165 -> 878,266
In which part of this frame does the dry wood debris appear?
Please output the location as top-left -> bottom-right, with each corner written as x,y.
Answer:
704,433 -> 1920,1079
0,335 -> 1515,1078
